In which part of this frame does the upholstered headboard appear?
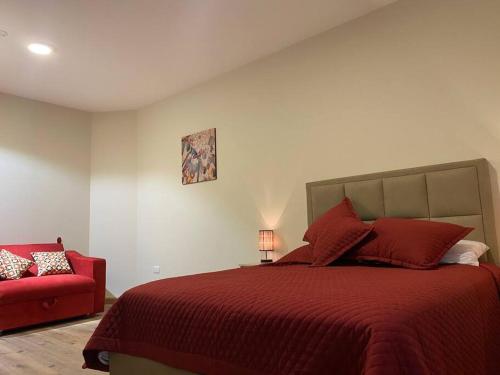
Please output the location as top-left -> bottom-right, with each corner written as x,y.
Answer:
306,159 -> 498,264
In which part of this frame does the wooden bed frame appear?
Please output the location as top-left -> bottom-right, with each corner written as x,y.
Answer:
109,158 -> 499,374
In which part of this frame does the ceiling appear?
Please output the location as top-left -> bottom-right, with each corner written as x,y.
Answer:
0,0 -> 396,112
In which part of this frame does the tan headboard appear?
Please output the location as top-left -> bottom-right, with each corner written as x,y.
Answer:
306,159 -> 498,263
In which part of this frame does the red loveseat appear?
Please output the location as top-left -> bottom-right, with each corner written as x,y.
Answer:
0,238 -> 105,333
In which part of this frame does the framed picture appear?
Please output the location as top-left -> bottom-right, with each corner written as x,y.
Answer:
181,128 -> 217,185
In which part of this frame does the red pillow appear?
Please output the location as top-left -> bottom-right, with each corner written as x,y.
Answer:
311,217 -> 373,266
304,197 -> 358,245
276,244 -> 314,264
346,218 -> 473,269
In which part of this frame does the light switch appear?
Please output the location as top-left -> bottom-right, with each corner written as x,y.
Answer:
153,265 -> 160,274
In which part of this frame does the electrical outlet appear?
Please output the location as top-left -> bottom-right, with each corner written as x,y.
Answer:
152,265 -> 160,274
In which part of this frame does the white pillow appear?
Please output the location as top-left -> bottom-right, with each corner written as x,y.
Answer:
440,240 -> 489,266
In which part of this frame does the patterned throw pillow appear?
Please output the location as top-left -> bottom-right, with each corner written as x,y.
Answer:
31,251 -> 73,276
0,249 -> 34,280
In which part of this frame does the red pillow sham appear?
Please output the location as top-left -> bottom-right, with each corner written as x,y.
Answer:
275,244 -> 314,265
303,197 -> 358,245
311,217 -> 373,267
346,218 -> 473,269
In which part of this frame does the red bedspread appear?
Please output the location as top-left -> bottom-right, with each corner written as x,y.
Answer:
84,264 -> 500,375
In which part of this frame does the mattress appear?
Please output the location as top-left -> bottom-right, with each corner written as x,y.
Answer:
84,263 -> 500,375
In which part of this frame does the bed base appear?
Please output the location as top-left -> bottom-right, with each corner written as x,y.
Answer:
110,353 -> 196,375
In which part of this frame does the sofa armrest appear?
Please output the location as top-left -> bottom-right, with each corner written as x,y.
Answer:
66,250 -> 106,313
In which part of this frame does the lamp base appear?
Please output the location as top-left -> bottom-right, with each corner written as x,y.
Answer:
260,259 -> 273,264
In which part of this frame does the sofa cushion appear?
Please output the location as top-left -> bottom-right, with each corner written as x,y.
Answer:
0,274 -> 95,306
32,251 -> 73,276
0,249 -> 34,280
0,243 -> 64,277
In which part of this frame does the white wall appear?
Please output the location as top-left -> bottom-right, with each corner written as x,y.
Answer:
89,112 -> 137,296
0,93 -> 91,252
133,0 -> 500,285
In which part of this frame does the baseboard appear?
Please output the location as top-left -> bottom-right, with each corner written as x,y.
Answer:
105,289 -> 118,305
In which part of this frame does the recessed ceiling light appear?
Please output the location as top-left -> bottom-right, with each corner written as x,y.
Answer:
27,43 -> 53,55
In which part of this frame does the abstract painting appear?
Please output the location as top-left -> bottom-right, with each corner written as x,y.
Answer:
182,128 -> 217,185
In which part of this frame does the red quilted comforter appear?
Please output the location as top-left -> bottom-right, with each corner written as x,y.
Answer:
84,264 -> 500,375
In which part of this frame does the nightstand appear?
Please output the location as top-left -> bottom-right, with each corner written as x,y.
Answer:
239,263 -> 261,268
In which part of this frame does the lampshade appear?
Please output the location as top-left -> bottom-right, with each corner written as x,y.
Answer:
259,230 -> 274,251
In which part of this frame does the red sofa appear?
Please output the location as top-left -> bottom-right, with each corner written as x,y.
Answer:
0,238 -> 105,333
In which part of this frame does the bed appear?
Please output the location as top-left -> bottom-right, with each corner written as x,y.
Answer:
83,158 -> 500,375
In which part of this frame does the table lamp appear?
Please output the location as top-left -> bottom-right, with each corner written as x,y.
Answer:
259,230 -> 274,263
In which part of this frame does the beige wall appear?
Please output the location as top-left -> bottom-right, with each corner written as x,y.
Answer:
134,0 -> 500,284
90,112 -> 137,296
0,93 -> 91,252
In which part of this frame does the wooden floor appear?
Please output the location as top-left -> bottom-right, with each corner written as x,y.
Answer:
0,308 -> 110,375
